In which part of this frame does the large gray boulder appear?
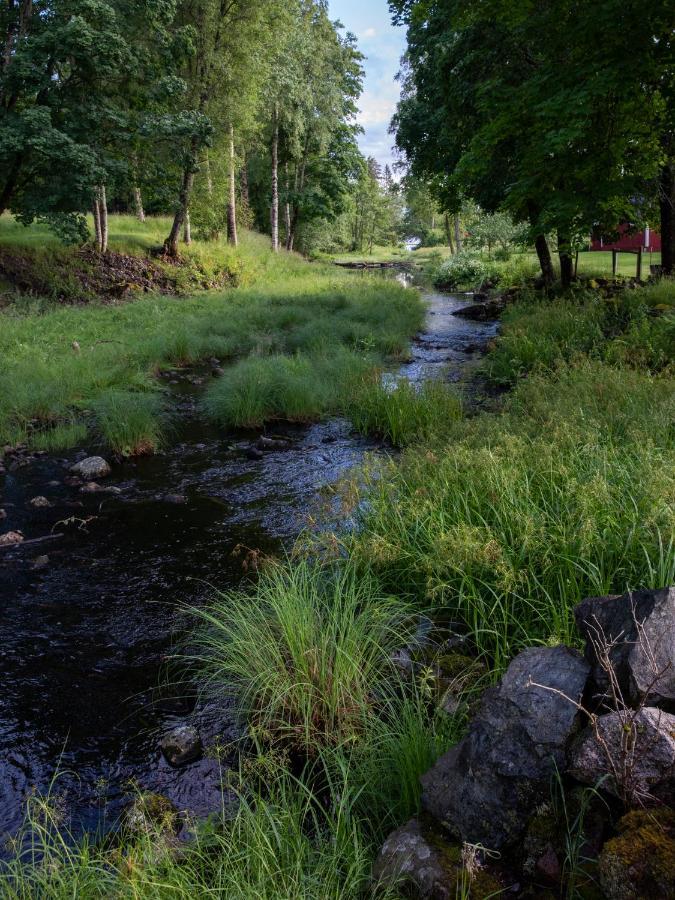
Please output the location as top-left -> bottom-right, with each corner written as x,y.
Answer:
71,456 -> 111,480
575,586 -> 675,708
568,707 -> 675,804
420,646 -> 589,849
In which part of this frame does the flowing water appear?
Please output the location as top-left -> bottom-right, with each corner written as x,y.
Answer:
0,272 -> 498,844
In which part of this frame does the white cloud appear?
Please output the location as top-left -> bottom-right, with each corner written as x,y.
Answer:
361,27 -> 377,38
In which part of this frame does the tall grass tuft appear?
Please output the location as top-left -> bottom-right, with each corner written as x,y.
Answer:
345,375 -> 463,447
192,561 -> 415,753
90,389 -> 167,456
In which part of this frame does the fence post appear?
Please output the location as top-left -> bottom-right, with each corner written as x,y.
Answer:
574,251 -> 579,277
612,249 -> 618,277
636,247 -> 642,280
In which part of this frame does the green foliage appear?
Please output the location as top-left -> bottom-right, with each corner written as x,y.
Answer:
90,389 -> 167,456
0,220 -> 422,450
434,252 -> 496,289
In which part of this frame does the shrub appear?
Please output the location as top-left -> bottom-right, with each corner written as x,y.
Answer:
433,252 -> 497,290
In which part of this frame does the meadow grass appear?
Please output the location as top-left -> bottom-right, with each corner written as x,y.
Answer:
0,219 -> 423,452
344,281 -> 675,669
89,389 -> 168,456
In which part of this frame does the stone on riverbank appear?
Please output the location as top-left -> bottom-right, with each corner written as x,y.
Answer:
599,808 -> 675,900
568,707 -> 675,803
373,818 -> 502,899
420,646 -> 589,849
575,586 -> 675,707
71,456 -> 111,480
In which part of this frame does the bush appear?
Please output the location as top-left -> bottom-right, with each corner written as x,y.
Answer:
433,252 -> 497,290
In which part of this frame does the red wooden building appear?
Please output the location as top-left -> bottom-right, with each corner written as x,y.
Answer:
590,224 -> 661,252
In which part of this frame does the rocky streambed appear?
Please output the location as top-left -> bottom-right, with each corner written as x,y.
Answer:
0,277 -> 498,844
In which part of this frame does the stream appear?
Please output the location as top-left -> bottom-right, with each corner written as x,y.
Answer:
0,272 -> 498,846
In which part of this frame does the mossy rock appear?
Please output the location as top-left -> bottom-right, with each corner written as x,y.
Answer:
599,808 -> 675,899
124,792 -> 180,836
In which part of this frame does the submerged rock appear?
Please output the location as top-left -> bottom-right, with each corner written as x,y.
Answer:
160,724 -> 202,767
599,808 -> 675,900
568,707 -> 675,803
0,531 -> 23,546
575,586 -> 675,707
420,646 -> 589,849
29,495 -> 51,508
71,456 -> 111,480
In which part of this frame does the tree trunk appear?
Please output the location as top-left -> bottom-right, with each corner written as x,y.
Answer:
534,234 -> 554,287
558,232 -> 573,289
99,185 -> 108,253
660,160 -> 674,275
284,163 -> 292,250
133,186 -> 145,223
93,196 -> 102,251
444,213 -> 455,254
164,158 -> 195,258
240,153 -> 249,206
453,214 -> 462,253
205,150 -> 213,197
227,124 -> 238,247
0,156 -> 21,217
183,209 -> 191,244
270,106 -> 279,252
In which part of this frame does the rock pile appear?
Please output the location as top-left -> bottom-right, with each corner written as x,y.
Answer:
374,586 -> 675,899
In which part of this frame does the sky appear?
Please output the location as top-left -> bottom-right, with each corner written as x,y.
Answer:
329,0 -> 406,170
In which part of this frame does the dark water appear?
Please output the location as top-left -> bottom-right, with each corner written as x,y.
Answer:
0,273 -> 498,845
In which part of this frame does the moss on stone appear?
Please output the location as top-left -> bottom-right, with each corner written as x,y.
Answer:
599,807 -> 675,900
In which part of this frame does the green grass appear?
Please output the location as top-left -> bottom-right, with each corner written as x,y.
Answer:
344,281 -> 675,669
192,561 -> 416,753
0,218 -> 423,453
89,389 -> 168,456
345,375 -> 463,447
4,237 -> 674,897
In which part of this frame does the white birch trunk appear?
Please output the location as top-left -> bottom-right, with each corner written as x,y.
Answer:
270,105 -> 279,252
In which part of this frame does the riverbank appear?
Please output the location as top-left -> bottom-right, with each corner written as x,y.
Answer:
3,273 -> 673,896
0,220 -> 424,456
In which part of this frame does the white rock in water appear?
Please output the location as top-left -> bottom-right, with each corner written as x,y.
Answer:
70,456 -> 111,479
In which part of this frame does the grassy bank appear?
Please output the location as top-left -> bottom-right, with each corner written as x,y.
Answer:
0,218 -> 423,454
3,272 -> 674,895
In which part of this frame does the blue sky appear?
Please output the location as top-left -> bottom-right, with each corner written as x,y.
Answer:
329,0 -> 406,169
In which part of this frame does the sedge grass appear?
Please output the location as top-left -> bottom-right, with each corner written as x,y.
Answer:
0,219 -> 422,451
345,375 -> 463,447
191,560 -> 415,753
